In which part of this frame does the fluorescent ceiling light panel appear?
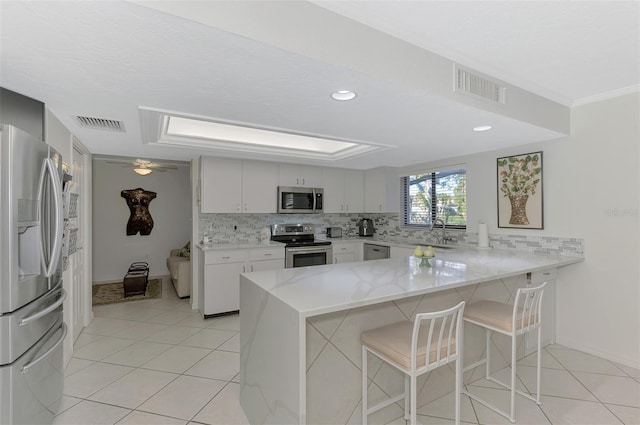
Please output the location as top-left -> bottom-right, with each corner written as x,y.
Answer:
166,116 -> 358,154
138,107 -> 389,161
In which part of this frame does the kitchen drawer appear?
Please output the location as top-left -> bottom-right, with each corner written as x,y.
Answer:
205,250 -> 247,264
530,268 -> 557,284
333,244 -> 355,254
249,247 -> 284,261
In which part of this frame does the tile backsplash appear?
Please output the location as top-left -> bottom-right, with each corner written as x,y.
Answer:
199,213 -> 584,256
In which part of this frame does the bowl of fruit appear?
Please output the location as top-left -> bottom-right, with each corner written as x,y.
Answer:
413,245 -> 436,266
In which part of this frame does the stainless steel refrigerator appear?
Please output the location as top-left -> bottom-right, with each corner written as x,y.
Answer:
0,124 -> 67,424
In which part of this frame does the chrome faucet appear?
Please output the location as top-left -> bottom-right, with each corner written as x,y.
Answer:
430,218 -> 452,245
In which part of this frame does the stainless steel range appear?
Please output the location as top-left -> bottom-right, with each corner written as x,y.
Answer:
271,224 -> 332,268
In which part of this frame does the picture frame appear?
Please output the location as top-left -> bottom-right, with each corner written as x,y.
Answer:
497,151 -> 543,229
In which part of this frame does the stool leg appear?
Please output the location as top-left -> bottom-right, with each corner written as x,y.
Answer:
510,333 -> 516,423
404,375 -> 410,420
455,357 -> 461,425
485,328 -> 491,379
362,347 -> 368,425
410,374 -> 417,425
536,326 -> 542,405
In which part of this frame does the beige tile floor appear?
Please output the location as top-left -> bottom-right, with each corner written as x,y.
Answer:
56,279 -> 639,424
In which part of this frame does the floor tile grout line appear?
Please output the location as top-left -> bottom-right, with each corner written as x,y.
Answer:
187,379 -> 233,424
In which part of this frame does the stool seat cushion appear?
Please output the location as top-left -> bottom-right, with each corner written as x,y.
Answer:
361,321 -> 457,370
464,300 -> 538,332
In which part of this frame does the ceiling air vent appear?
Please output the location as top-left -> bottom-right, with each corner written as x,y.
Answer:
455,65 -> 507,105
74,116 -> 125,132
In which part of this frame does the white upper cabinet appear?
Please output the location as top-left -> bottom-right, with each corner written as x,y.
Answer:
242,160 -> 278,213
323,168 -> 365,213
322,168 -> 345,213
201,157 -> 242,213
279,164 -> 322,187
344,170 -> 365,213
200,157 -> 278,213
365,167 -> 400,213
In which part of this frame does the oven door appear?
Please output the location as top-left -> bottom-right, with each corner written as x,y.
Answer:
285,246 -> 333,268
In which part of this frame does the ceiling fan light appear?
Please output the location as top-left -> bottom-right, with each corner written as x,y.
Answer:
134,167 -> 152,176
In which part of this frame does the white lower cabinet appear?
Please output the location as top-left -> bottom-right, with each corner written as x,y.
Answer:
333,243 -> 356,264
202,247 -> 284,316
247,247 -> 285,272
525,267 -> 557,353
203,250 -> 246,316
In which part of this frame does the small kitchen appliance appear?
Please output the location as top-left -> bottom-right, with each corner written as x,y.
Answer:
271,223 -> 332,268
326,227 -> 343,238
277,186 -> 323,214
357,218 -> 375,237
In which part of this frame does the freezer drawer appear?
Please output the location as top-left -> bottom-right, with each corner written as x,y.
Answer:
0,284 -> 65,365
0,319 -> 66,425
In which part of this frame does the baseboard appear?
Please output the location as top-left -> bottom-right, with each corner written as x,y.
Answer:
92,274 -> 170,285
555,337 -> 640,369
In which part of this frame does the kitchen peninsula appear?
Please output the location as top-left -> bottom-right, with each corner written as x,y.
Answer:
239,248 -> 582,425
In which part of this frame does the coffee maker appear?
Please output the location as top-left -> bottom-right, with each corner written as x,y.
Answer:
357,218 -> 375,237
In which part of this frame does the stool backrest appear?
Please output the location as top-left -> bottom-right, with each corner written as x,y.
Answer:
412,301 -> 465,372
513,282 -> 546,335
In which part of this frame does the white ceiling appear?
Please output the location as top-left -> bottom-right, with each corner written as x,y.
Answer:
1,1 -> 638,170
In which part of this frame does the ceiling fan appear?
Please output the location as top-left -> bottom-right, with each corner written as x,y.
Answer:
106,158 -> 178,176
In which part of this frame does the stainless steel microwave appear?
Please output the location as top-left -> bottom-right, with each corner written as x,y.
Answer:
277,186 -> 323,214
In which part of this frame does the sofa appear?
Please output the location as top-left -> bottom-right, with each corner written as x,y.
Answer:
167,248 -> 191,298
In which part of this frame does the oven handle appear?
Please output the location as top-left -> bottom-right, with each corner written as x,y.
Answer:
287,246 -> 330,254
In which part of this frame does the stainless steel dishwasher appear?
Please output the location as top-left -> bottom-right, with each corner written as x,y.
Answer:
363,243 -> 391,261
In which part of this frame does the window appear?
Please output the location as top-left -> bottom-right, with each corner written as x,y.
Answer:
403,168 -> 467,228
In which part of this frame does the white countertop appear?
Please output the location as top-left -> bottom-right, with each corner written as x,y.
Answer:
241,247 -> 583,317
197,241 -> 284,251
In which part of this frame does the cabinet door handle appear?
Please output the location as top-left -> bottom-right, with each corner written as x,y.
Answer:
222,256 -> 230,259
251,265 -> 254,272
302,178 -> 305,185
264,253 -> 272,256
242,265 -> 246,273
346,204 -> 349,212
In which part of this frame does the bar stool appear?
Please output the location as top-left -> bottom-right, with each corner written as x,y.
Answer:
361,301 -> 465,425
462,282 -> 546,423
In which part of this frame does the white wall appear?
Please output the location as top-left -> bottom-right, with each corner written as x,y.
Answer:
399,92 -> 639,368
92,160 -> 191,282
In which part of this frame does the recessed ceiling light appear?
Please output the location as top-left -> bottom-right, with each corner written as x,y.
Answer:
473,125 -> 493,132
331,90 -> 357,101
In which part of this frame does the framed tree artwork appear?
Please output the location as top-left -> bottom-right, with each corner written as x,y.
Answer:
497,151 -> 543,229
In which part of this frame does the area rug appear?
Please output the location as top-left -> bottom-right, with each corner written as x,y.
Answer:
92,278 -> 162,306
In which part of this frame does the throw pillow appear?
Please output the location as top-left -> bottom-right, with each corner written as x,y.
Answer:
179,241 -> 191,258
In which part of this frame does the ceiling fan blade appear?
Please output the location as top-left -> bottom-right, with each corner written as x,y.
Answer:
106,160 -> 135,165
147,164 -> 178,170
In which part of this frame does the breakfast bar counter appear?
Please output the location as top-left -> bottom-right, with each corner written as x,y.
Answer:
239,248 -> 582,424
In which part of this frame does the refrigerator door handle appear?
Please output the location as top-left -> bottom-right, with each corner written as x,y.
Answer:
19,289 -> 66,327
37,158 -> 64,278
21,322 -> 67,375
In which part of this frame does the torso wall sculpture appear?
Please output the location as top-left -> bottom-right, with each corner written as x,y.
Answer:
121,188 -> 157,236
